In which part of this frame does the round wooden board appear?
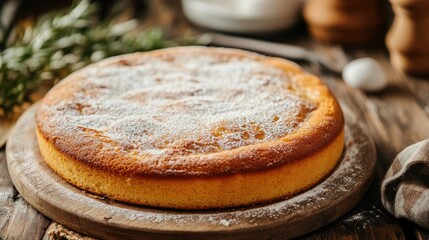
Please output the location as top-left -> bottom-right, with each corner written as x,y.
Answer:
6,104 -> 376,240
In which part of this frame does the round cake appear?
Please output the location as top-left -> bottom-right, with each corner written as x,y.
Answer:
36,47 -> 345,210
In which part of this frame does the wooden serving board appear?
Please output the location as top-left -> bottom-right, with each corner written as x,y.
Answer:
6,104 -> 376,240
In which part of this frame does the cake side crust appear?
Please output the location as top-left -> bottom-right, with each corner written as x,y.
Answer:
36,127 -> 344,210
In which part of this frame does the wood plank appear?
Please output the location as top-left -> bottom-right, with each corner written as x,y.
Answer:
0,0 -> 426,238
403,76 -> 429,117
3,197 -> 50,240
298,171 -> 405,240
295,43 -> 423,239
0,152 -> 51,240
0,151 -> 17,237
310,46 -> 429,240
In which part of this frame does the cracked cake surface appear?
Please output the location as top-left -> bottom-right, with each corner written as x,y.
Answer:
36,47 -> 344,209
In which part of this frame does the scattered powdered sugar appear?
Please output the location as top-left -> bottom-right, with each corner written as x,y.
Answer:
44,123 -> 374,231
17,99 -> 375,233
40,49 -> 315,161
39,124 -> 369,234
218,219 -> 235,227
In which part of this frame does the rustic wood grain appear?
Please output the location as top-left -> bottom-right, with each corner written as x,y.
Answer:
5,104 -> 375,239
403,76 -> 429,116
0,152 -> 50,240
0,151 -> 16,237
296,43 -> 429,239
1,0 -> 429,239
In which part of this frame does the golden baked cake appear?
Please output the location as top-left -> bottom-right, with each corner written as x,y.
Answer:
36,47 -> 344,210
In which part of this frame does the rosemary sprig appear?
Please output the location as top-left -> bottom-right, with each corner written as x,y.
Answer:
0,0 -> 202,117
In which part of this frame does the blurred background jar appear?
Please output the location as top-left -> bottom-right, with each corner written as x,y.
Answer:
181,0 -> 303,34
386,0 -> 429,75
303,0 -> 386,46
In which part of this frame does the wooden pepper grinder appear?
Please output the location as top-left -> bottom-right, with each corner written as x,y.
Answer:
387,0 -> 429,75
303,0 -> 386,46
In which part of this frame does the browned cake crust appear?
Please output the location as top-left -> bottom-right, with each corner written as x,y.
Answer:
36,47 -> 344,209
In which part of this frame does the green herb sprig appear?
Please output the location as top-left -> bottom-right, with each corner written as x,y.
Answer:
0,0 -> 202,117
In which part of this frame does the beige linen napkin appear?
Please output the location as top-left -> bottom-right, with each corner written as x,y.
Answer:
381,139 -> 429,230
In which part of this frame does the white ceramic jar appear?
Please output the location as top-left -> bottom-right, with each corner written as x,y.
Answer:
182,0 -> 303,34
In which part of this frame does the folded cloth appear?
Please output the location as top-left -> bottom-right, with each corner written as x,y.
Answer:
381,139 -> 429,230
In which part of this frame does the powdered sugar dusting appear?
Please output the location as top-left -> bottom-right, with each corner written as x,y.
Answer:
14,104 -> 374,236
39,49 -> 315,161
46,122 -> 375,231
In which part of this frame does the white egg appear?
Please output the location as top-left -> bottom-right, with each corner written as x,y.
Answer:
342,58 -> 387,91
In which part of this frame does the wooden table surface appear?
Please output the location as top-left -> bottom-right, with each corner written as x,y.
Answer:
1,0 -> 429,239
